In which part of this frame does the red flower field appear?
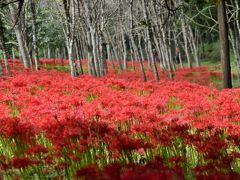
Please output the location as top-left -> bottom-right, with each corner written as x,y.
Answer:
0,59 -> 239,179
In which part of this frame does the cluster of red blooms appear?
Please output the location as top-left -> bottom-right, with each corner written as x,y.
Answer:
0,59 -> 239,178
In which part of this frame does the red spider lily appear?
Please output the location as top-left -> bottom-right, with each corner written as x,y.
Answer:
26,144 -> 48,154
110,134 -> 152,152
0,117 -> 35,142
0,60 -> 240,178
121,160 -> 183,180
196,172 -> 240,179
11,157 -> 34,169
100,163 -> 122,180
76,164 -> 97,179
0,156 -> 9,171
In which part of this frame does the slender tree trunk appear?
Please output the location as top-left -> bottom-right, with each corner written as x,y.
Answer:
101,42 -> 108,75
30,0 -> 40,70
169,26 -> 176,74
181,16 -> 192,68
12,47 -> 15,59
74,41 -> 80,75
129,0 -> 135,71
3,52 -> 10,75
44,48 -> 47,58
218,0 -> 232,88
0,14 -> 11,74
88,45 -> 96,76
63,0 -> 77,77
122,30 -> 127,70
68,40 -> 77,77
179,50 -> 183,68
151,0 -> 164,70
87,31 -> 96,76
188,27 -> 200,67
137,35 -> 147,82
47,46 -> 51,58
129,42 -> 136,70
91,28 -> 100,77
144,33 -> 152,69
9,4 -> 31,69
107,44 -> 115,69
142,0 -> 159,81
75,39 -> 83,75
0,56 -> 2,77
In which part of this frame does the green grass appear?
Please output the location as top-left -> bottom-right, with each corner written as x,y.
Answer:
201,58 -> 240,88
42,64 -> 70,72
85,94 -> 98,102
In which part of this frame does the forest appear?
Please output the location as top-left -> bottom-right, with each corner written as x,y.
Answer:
0,0 -> 240,179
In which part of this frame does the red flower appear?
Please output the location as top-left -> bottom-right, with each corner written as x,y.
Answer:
76,164 -> 97,179
26,144 -> 48,154
11,157 -> 33,169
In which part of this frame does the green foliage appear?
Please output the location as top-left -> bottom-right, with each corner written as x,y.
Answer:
168,96 -> 181,110
85,94 -> 98,102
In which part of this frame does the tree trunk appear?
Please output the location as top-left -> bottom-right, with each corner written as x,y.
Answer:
30,0 -> 40,70
142,0 -> 159,81
9,4 -> 31,69
68,41 -> 77,77
0,63 -> 2,77
75,39 -> 83,75
129,41 -> 136,71
12,47 -> 15,59
0,14 -> 11,74
101,42 -> 108,75
91,28 -> 100,77
137,35 -> 147,82
63,0 -> 77,77
181,16 -> 192,68
47,46 -> 51,58
217,0 -> 232,88
188,27 -> 200,67
107,44 -> 115,69
44,48 -> 47,58
122,30 -> 127,70
87,31 -> 96,76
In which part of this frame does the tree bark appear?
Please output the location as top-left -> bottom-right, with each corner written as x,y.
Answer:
12,47 -> 15,59
181,16 -> 192,68
142,0 -> 159,81
75,39 -> 83,75
47,46 -> 51,58
107,44 -> 115,69
122,30 -> 127,70
218,0 -> 232,88
63,0 -> 77,77
0,14 -> 11,74
30,0 -> 40,70
9,4 -> 31,69
188,27 -> 200,67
